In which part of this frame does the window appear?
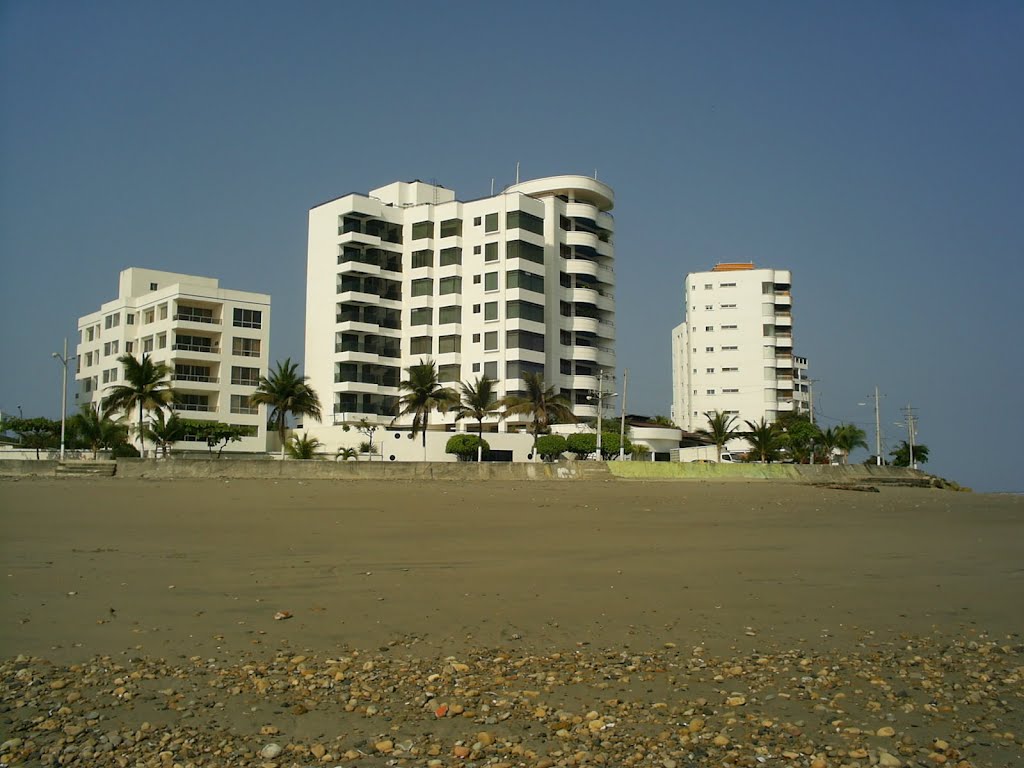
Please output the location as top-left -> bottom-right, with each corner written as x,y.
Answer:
157,333 -> 167,349
472,333 -> 481,343
125,341 -> 134,354
144,309 -> 154,324
473,216 -> 482,226
472,304 -> 481,314
484,272 -> 498,291
439,276 -> 462,295
231,366 -> 261,386
84,352 -> 93,366
86,327 -> 94,342
231,394 -> 257,414
722,324 -> 738,330
177,394 -> 210,412
506,270 -> 544,293
484,213 -> 498,232
177,305 -> 214,323
484,242 -> 498,262
174,334 -> 213,352
439,247 -> 461,266
473,245 -> 482,255
706,389 -> 716,395
176,364 -> 211,382
103,341 -> 119,356
104,314 -> 120,329
506,330 -> 544,352
484,301 -> 498,321
232,337 -> 261,357
126,314 -> 135,325
410,336 -> 432,355
410,307 -> 432,326
472,363 -> 480,373
507,210 -> 544,235
705,346 -> 714,352
705,326 -> 714,332
721,304 -> 737,309
412,221 -> 434,240
507,360 -> 545,379
705,305 -> 714,311
484,361 -> 498,379
723,388 -> 740,394
722,367 -> 739,372
560,330 -> 572,346
412,249 -> 433,269
158,303 -> 168,320
704,284 -> 712,289
438,335 -> 461,354
484,331 -> 498,351
472,274 -> 481,284
438,305 -> 461,325
438,364 -> 460,383
706,368 -> 715,374
722,345 -> 738,351
411,278 -> 433,297
508,300 -> 544,323
440,219 -> 462,238
149,282 -> 158,291
507,240 -> 544,264
233,308 -> 262,329
720,282 -> 736,287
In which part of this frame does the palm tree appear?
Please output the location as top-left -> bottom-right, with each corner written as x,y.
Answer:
251,358 -> 323,457
336,446 -> 358,462
499,371 -> 576,460
816,426 -> 841,464
744,418 -> 784,463
834,423 -> 869,464
452,375 -> 499,462
286,433 -> 322,459
101,353 -> 176,458
71,404 -> 127,459
696,410 -> 741,462
143,410 -> 186,458
394,359 -> 459,460
890,440 -> 929,467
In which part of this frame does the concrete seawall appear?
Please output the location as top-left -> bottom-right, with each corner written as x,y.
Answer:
0,460 -> 58,477
607,462 -> 930,484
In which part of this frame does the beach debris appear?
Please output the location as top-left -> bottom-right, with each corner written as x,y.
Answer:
273,610 -> 293,620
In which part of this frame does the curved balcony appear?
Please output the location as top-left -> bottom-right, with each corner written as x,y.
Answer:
505,175 -> 614,210
595,292 -> 614,312
572,403 -> 599,419
565,230 -> 600,250
596,238 -> 613,257
571,345 -> 599,362
564,201 -> 599,221
568,374 -> 599,391
564,258 -> 598,278
569,287 -> 599,306
595,264 -> 616,285
570,316 -> 600,334
596,211 -> 614,232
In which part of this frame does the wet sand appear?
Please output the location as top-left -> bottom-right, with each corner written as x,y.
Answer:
1,479 -> 1022,766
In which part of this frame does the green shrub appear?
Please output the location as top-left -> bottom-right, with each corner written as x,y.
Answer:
445,434 -> 489,461
535,434 -> 567,462
112,443 -> 141,458
566,432 -> 596,460
598,432 -> 632,459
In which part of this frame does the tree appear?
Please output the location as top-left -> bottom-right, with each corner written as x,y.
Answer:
566,432 -> 597,460
5,417 -> 59,459
73,404 -> 129,459
535,434 -> 568,462
780,417 -> 821,464
816,426 -> 841,464
696,410 -> 741,462
445,434 -> 490,462
181,420 -> 246,457
630,443 -> 652,460
834,423 -> 869,464
499,371 -> 576,460
744,418 -> 784,463
286,433 -> 323,460
251,358 -> 323,458
597,431 -> 632,460
650,415 -> 677,428
143,410 -> 185,458
890,441 -> 929,467
452,375 -> 499,462
101,353 -> 176,458
395,359 -> 458,459
342,418 -> 379,459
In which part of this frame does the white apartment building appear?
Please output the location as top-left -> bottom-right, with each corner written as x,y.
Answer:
76,268 -> 271,453
304,175 -> 616,454
671,263 -> 810,433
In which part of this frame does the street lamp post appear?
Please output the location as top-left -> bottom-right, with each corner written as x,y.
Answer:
52,338 -> 76,463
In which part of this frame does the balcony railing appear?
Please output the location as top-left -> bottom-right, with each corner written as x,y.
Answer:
230,406 -> 259,415
174,313 -> 220,324
172,374 -> 218,383
172,343 -> 219,353
173,403 -> 213,412
335,342 -> 400,357
335,374 -> 400,388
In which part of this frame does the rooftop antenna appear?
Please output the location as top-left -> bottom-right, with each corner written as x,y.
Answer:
594,168 -> 598,179
515,161 -> 520,184
490,178 -> 495,196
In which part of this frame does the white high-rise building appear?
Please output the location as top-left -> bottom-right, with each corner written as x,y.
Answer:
304,175 -> 616,448
671,263 -> 810,433
76,268 -> 271,453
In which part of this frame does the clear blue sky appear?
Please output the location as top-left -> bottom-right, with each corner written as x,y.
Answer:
2,2 -> 1022,491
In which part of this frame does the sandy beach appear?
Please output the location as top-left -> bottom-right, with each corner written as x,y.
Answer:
1,478 -> 1022,767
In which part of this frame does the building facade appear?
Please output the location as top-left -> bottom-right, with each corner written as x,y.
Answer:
671,263 -> 810,433
76,268 -> 271,452
304,175 -> 616,453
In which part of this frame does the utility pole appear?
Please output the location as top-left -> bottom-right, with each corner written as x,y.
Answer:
900,405 -> 919,470
595,370 -> 604,460
52,338 -> 74,463
618,369 -> 628,460
868,386 -> 883,466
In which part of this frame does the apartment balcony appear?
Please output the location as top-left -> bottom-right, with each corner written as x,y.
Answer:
570,316 -> 599,334
171,343 -> 220,356
596,211 -> 614,233
171,374 -> 220,385
336,289 -> 383,306
564,258 -> 599,278
595,264 -> 615,286
572,403 -> 599,419
774,292 -> 792,306
172,313 -> 222,328
568,374 -> 599,391
334,379 -> 399,395
569,286 -> 599,306
775,313 -> 792,326
596,238 -> 613,258
337,230 -> 381,247
337,259 -> 381,277
571,345 -> 599,362
564,201 -> 600,221
172,402 -> 215,413
565,230 -> 600,250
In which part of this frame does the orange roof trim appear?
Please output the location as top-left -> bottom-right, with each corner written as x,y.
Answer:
712,262 -> 756,272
